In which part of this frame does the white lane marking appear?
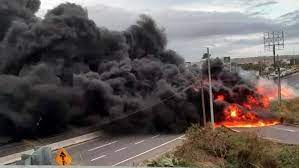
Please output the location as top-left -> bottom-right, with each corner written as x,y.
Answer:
151,135 -> 160,139
88,141 -> 118,152
178,136 -> 186,140
134,140 -> 145,145
263,137 -> 281,142
115,147 -> 127,152
112,135 -> 184,166
270,126 -> 296,132
91,155 -> 106,162
231,129 -> 241,133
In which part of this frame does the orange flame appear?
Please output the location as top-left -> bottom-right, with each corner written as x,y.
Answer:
216,120 -> 280,128
215,95 -> 225,101
261,96 -> 270,108
216,79 -> 297,128
256,79 -> 296,100
193,78 -> 286,128
216,104 -> 280,128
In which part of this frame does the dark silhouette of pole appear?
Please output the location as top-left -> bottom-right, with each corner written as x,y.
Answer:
272,32 -> 276,66
200,67 -> 206,126
277,55 -> 282,107
207,48 -> 215,129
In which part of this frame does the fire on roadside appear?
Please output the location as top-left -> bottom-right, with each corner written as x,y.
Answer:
215,103 -> 280,128
193,76 -> 296,128
256,79 -> 296,100
213,78 -> 299,128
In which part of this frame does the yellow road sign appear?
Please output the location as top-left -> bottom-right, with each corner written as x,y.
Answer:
55,148 -> 72,166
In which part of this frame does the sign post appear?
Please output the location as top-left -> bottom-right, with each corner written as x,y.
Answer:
55,148 -> 72,166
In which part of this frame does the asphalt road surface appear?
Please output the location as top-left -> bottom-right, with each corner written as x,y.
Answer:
56,72 -> 299,166
64,124 -> 299,166
65,134 -> 184,166
284,72 -> 299,90
231,124 -> 299,144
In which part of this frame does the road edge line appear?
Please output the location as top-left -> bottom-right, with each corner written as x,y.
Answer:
0,130 -> 103,165
112,135 -> 185,166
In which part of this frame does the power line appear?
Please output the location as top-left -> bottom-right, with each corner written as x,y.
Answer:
102,82 -> 195,126
105,68 -> 206,125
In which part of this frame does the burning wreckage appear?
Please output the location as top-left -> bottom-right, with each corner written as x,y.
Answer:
0,0 -> 295,140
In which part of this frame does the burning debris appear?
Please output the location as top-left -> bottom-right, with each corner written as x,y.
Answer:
196,58 -> 287,128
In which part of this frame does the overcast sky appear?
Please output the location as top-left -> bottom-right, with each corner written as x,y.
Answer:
38,0 -> 299,62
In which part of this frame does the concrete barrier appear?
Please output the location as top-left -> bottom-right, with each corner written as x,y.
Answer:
0,130 -> 103,165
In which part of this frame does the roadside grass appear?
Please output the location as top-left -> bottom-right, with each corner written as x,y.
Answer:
147,125 -> 299,168
271,98 -> 299,124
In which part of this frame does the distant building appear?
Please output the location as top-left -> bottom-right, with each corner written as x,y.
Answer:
185,62 -> 192,67
232,55 -> 299,66
281,58 -> 291,65
290,58 -> 299,65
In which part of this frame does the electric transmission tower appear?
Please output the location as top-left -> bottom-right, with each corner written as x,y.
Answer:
263,31 -> 285,107
263,31 -> 285,66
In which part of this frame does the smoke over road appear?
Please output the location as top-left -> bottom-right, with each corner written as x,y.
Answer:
0,0 -> 283,140
0,0 -> 201,139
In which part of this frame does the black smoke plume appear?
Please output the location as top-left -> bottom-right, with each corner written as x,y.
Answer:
0,0 -> 202,140
0,0 -> 275,140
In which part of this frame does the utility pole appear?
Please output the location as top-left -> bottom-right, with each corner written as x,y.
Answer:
264,31 -> 285,109
277,55 -> 282,106
264,32 -> 284,66
204,48 -> 215,129
272,36 -> 276,67
200,62 -> 206,126
208,48 -> 215,129
259,50 -> 263,76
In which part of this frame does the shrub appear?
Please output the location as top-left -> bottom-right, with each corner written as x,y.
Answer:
278,146 -> 299,168
147,153 -> 192,167
149,125 -> 298,168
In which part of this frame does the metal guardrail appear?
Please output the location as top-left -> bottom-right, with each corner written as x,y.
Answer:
0,130 -> 103,165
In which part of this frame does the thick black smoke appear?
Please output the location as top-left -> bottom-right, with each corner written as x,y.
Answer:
0,1 -> 202,140
0,1 -> 275,140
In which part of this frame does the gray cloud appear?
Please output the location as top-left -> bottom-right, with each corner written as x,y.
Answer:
252,1 -> 278,8
280,10 -> 299,18
276,10 -> 299,43
279,10 -> 299,26
152,10 -> 280,39
71,4 -> 297,60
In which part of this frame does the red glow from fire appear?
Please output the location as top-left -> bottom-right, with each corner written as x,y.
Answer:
192,78 -> 290,128
261,96 -> 270,108
247,95 -> 259,106
215,95 -> 225,101
256,80 -> 296,100
215,120 -> 280,128
216,104 -> 280,128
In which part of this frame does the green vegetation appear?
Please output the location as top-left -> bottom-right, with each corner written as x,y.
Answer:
239,63 -> 265,72
271,98 -> 299,124
147,153 -> 192,167
148,125 -> 299,168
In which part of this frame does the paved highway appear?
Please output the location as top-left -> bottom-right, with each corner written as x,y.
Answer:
64,124 -> 299,166
283,72 -> 299,91
65,134 -> 184,166
1,73 -> 298,166
231,124 -> 299,144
